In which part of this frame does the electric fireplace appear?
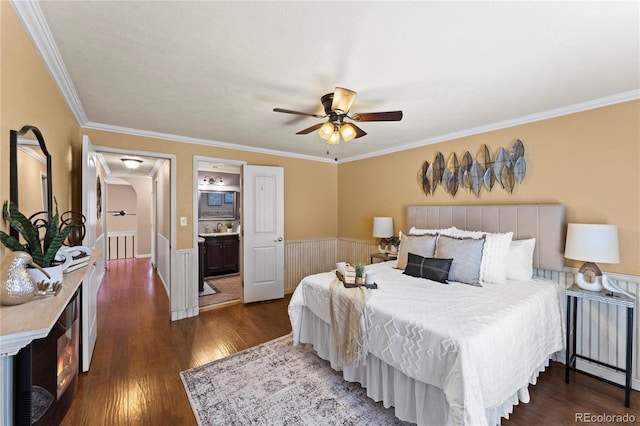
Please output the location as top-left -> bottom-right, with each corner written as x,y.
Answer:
30,291 -> 79,424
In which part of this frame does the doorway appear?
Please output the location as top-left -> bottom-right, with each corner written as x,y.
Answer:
194,157 -> 244,310
93,147 -> 175,317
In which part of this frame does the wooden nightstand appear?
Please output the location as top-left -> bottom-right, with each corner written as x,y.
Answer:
370,252 -> 397,264
565,284 -> 635,407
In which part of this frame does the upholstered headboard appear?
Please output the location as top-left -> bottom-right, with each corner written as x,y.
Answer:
406,204 -> 565,271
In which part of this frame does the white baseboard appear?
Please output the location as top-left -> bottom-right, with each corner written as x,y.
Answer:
574,358 -> 640,392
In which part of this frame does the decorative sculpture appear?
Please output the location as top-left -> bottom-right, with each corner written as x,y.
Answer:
418,139 -> 527,198
1,252 -> 50,305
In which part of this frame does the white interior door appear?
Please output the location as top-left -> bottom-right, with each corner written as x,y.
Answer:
242,165 -> 284,303
81,135 -> 104,371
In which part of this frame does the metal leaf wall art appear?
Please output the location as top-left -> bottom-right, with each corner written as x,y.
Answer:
419,139 -> 527,198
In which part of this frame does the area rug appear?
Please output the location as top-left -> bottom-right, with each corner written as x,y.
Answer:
180,333 -> 412,425
198,282 -> 218,296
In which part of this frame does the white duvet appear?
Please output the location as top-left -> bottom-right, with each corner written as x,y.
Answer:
288,261 -> 565,425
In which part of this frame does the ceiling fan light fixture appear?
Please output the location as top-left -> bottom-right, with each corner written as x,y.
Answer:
318,122 -> 334,140
203,175 -> 224,185
332,87 -> 357,114
328,131 -> 341,145
121,158 -> 142,169
340,123 -> 356,142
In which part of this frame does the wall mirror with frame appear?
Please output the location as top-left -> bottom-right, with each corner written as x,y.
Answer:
198,191 -> 237,220
9,125 -> 53,237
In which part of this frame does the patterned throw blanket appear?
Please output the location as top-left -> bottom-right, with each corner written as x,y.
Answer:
328,279 -> 371,365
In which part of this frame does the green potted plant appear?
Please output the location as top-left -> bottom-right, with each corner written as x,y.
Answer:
225,221 -> 234,232
0,201 -> 72,284
386,236 -> 400,253
354,263 -> 366,284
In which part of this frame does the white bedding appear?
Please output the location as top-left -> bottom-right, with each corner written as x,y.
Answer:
288,260 -> 565,425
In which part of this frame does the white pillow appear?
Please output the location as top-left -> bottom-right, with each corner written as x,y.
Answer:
396,231 -> 438,270
449,228 -> 513,284
506,238 -> 536,281
409,226 -> 456,236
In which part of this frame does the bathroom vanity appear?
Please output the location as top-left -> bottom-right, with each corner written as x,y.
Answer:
200,233 -> 239,276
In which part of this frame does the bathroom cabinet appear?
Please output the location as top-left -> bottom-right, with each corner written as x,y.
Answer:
203,234 -> 239,276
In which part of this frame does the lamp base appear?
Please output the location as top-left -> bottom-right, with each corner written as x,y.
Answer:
575,262 -> 603,291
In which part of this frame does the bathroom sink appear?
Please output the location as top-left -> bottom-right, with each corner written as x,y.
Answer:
199,232 -> 238,237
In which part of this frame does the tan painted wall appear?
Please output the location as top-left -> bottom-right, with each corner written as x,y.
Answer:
106,184 -> 138,232
81,129 -> 339,249
122,177 -> 153,255
1,3 -> 80,261
339,101 -> 640,276
3,1 -> 637,277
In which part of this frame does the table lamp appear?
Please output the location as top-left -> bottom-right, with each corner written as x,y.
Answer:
565,223 -> 619,291
373,217 -> 394,253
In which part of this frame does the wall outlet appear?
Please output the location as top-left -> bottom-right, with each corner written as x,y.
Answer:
180,217 -> 187,226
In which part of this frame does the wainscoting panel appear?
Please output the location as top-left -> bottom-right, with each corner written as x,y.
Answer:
172,248 -> 198,321
107,231 -> 136,260
337,238 -> 379,267
284,238 -> 381,293
284,238 -> 337,294
535,268 -> 640,390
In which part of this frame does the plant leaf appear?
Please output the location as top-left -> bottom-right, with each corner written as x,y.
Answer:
3,201 -> 43,265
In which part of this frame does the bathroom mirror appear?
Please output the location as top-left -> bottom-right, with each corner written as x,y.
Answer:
198,191 -> 236,220
10,126 -> 53,238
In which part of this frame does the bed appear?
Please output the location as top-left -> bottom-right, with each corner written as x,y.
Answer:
288,204 -> 566,426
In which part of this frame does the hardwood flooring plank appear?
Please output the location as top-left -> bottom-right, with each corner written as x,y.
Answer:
62,258 -> 640,425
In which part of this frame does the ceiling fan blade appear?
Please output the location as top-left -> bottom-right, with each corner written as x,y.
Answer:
109,209 -> 137,216
273,108 -> 325,118
351,123 -> 367,139
351,111 -> 403,122
296,123 -> 324,135
331,87 -> 357,114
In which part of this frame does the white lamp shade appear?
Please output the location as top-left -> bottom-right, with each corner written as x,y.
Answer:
565,223 -> 620,264
373,217 -> 394,238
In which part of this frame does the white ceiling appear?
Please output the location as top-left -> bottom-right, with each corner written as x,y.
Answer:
17,1 -> 640,163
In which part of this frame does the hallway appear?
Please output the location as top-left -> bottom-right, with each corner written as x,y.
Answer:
61,258 -> 292,425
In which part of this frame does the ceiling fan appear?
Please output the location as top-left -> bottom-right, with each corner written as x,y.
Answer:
108,210 -> 136,217
273,87 -> 403,144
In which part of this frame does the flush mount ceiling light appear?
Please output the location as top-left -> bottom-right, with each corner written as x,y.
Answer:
121,158 -> 142,169
273,87 -> 403,145
203,176 -> 224,185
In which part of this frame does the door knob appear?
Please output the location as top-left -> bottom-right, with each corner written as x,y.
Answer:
274,237 -> 283,242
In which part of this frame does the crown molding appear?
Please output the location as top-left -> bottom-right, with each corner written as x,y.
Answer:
82,121 -> 337,164
338,90 -> 640,163
13,0 -> 637,165
11,0 -> 88,125
85,88 -> 638,165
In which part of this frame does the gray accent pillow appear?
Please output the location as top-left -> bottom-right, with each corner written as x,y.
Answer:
396,232 -> 438,270
435,235 -> 485,286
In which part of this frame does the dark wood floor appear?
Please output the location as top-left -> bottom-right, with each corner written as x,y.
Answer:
62,258 -> 639,425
